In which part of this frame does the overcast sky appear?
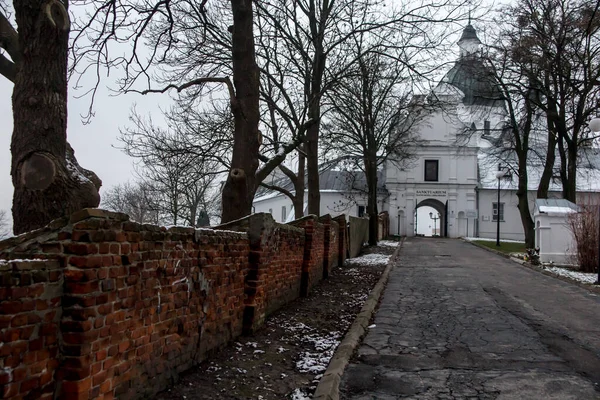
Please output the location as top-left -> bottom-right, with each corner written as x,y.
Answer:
0,76 -> 170,230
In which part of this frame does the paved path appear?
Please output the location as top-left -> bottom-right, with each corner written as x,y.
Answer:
340,238 -> 600,399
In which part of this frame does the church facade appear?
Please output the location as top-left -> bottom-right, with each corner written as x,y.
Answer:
253,23 -> 600,242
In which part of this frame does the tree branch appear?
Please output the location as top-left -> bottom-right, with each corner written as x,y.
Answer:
137,77 -> 236,103
0,10 -> 20,65
0,51 -> 15,82
258,181 -> 295,202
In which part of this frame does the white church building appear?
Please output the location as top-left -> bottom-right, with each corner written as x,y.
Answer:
253,23 -> 600,241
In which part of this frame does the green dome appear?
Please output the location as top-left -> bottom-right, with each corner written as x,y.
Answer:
444,57 -> 504,106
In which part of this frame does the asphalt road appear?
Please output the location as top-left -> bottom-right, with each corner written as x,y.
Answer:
340,237 -> 600,399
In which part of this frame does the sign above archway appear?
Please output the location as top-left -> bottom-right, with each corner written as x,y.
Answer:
416,189 -> 448,198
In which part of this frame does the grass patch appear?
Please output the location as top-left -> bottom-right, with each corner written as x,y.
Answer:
472,240 -> 526,254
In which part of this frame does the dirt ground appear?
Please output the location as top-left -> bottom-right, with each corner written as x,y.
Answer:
154,241 -> 398,400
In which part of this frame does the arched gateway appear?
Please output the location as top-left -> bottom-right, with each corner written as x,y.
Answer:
415,198 -> 447,237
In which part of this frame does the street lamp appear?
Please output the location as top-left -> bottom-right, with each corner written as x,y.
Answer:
495,168 -> 507,247
589,115 -> 600,285
429,211 -> 440,236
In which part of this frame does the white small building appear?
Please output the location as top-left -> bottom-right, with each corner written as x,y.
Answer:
533,199 -> 578,265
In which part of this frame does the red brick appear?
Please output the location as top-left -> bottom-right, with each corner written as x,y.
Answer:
92,370 -> 107,387
62,377 -> 92,393
10,314 -> 28,327
20,376 -> 40,392
2,382 -> 19,397
99,379 -> 112,394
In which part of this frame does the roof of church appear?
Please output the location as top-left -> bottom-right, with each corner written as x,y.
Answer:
458,24 -> 480,44
255,169 -> 387,201
477,149 -> 600,192
441,24 -> 504,107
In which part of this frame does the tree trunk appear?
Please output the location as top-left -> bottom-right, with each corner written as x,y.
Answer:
306,34 -> 326,217
366,159 -> 378,246
564,144 -> 578,203
292,151 -> 305,219
306,112 -> 320,216
537,126 -> 556,199
220,0 -> 260,223
557,136 -> 570,201
11,1 -> 100,234
516,159 -> 535,248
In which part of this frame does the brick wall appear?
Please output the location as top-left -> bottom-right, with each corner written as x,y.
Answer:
0,209 -> 348,400
216,213 -> 305,333
0,259 -> 63,400
1,210 -> 249,400
289,216 -> 325,297
319,216 -> 339,279
333,214 -> 348,267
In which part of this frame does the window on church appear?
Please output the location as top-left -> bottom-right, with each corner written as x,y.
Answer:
281,206 -> 286,221
493,202 -> 504,222
484,120 -> 490,135
358,205 -> 365,217
424,160 -> 439,182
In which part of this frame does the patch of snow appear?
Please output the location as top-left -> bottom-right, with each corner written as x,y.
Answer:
368,324 -> 376,329
253,350 -> 265,354
65,157 -> 93,185
290,388 -> 311,400
544,266 -> 598,284
0,258 -> 46,265
277,347 -> 288,353
296,331 -> 341,374
378,240 -> 400,247
538,205 -> 576,214
345,253 -> 391,267
464,237 -> 525,243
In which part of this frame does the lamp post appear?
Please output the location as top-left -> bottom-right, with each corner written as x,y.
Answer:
429,211 -> 440,236
495,169 -> 506,247
589,116 -> 600,285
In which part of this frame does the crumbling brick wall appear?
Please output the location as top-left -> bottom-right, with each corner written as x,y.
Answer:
0,208 -> 346,400
333,214 -> 348,267
0,259 -> 62,400
319,215 -> 339,278
289,216 -> 324,296
0,210 -> 249,400
216,213 -> 305,333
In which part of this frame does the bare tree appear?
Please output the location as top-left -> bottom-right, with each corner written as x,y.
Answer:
504,0 -> 600,202
321,29 -> 431,244
102,182 -> 160,224
254,0 -> 468,217
118,112 -> 223,226
71,0 -> 306,223
0,0 -> 101,234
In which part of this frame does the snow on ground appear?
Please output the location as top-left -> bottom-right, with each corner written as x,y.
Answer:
464,237 -> 525,243
544,266 -> 598,285
274,320 -> 342,376
377,240 -> 400,247
290,388 -> 311,400
345,253 -> 391,267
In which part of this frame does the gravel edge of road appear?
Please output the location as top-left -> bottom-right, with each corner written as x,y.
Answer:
464,239 -> 600,295
312,238 -> 404,400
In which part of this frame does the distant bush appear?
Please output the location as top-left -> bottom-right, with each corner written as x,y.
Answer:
568,203 -> 599,273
